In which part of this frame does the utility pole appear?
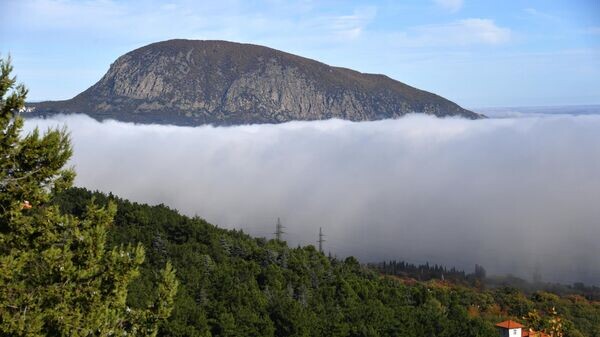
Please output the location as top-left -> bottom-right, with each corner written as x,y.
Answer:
274,217 -> 285,241
318,227 -> 325,253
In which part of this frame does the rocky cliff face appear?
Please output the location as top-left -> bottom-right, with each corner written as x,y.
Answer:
29,39 -> 482,125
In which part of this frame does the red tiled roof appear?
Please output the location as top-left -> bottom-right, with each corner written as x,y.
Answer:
496,320 -> 525,329
496,320 -> 550,337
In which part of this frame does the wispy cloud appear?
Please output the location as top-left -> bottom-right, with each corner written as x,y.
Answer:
391,18 -> 511,47
326,7 -> 377,40
524,7 -> 561,22
456,18 -> 511,44
433,0 -> 464,13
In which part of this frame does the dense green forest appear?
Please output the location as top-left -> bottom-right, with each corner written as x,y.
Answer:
368,260 -> 479,284
370,260 -> 600,302
53,187 -> 600,337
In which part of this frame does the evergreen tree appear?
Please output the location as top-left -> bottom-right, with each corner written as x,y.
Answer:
0,56 -> 178,336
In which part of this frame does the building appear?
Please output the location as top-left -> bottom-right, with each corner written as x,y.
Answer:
496,320 -> 550,337
496,320 -> 524,337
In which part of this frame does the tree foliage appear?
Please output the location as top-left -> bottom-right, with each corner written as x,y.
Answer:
0,56 -> 178,336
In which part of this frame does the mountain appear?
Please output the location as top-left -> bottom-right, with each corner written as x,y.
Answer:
28,39 -> 482,125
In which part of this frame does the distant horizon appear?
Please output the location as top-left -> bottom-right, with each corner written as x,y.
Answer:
471,103 -> 600,112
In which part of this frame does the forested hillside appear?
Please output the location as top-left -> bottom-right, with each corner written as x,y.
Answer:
370,261 -> 600,302
54,188 -> 600,337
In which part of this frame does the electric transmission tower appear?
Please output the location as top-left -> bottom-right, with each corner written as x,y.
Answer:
274,217 -> 285,241
318,227 -> 325,253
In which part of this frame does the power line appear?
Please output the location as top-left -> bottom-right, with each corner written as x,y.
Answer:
318,227 -> 326,253
274,217 -> 285,241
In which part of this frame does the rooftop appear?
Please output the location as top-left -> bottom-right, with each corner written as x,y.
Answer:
496,320 -> 525,329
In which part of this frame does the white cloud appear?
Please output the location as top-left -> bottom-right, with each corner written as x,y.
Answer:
457,18 -> 511,44
326,7 -> 377,40
397,18 -> 511,47
24,114 -> 600,284
434,0 -> 464,13
524,7 -> 560,22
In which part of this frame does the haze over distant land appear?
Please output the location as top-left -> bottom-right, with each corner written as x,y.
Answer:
474,104 -> 600,118
24,112 -> 600,285
27,39 -> 481,125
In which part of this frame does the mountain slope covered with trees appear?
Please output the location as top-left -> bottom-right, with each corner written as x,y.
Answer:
53,187 -> 600,337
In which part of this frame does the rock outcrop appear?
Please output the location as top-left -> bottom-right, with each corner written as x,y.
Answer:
29,39 -> 482,125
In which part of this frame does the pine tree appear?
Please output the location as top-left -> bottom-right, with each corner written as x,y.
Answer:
0,56 -> 178,336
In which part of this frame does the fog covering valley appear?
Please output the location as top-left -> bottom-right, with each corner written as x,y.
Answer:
24,111 -> 600,285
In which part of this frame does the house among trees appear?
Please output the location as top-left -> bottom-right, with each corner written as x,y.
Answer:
496,320 -> 550,337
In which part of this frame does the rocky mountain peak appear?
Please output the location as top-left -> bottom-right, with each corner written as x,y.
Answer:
29,39 -> 483,125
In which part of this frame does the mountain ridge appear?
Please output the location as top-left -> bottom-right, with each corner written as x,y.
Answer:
28,39 -> 483,125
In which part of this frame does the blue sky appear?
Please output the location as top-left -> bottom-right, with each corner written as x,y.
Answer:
1,0 -> 599,107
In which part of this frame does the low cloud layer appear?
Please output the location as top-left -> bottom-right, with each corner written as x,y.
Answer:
25,114 -> 600,285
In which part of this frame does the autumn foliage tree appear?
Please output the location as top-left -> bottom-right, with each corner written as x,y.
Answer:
0,56 -> 178,336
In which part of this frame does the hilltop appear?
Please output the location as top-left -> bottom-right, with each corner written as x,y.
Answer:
28,39 -> 482,125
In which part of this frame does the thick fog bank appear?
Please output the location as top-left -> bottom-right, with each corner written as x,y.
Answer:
24,114 -> 600,285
